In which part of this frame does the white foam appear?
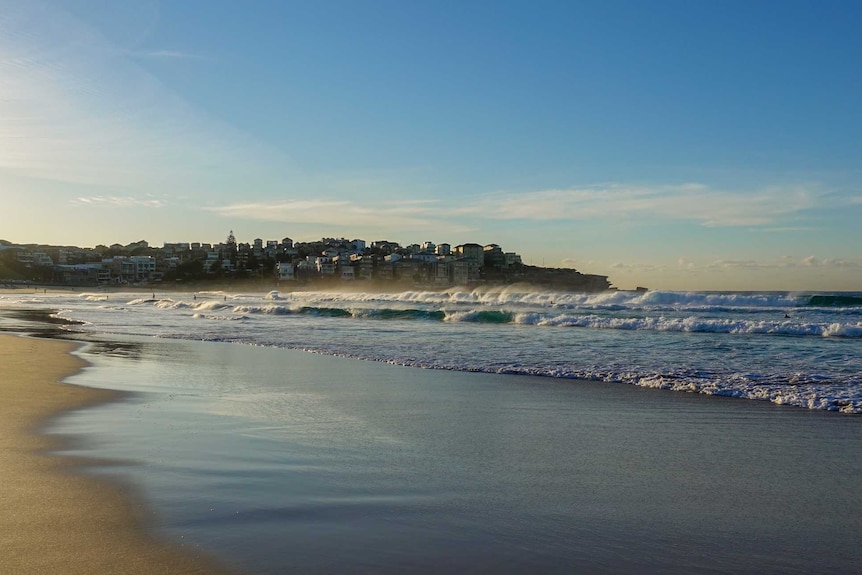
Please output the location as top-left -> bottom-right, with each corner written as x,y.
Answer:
5,288 -> 860,414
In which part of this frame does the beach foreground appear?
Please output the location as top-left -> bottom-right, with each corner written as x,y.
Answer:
2,292 -> 862,573
51,333 -> 862,574
0,334 -> 232,575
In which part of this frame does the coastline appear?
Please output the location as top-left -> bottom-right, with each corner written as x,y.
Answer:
0,333 -> 235,575
55,332 -> 862,574
1,294 -> 860,572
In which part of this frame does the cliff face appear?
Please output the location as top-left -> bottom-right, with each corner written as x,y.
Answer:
482,265 -> 612,292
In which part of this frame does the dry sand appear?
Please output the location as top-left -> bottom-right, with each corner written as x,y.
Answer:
0,334 -> 235,575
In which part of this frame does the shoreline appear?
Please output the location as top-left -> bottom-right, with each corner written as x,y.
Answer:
2,308 -> 860,572
52,330 -> 862,574
0,333 -> 235,575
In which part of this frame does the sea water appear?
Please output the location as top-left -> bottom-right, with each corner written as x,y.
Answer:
42,335 -> 862,574
3,287 -> 861,413
2,288 -> 862,573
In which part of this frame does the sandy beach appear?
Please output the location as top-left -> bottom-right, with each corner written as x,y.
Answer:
0,334 -> 234,575
1,294 -> 861,573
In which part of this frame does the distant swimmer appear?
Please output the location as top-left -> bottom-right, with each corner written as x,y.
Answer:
784,312 -> 790,318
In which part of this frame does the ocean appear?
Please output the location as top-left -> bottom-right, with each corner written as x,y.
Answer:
6,287 -> 861,413
2,287 -> 861,573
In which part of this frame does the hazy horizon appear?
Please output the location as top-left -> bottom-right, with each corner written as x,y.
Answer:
2,0 -> 861,291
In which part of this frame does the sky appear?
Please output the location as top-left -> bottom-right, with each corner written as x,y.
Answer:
1,0 -> 861,291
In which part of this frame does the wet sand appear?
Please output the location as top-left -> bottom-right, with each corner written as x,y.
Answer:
3,299 -> 861,573
0,334 -> 234,575
56,334 -> 862,574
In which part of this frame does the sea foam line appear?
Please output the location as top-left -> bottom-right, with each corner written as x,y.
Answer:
198,302 -> 862,338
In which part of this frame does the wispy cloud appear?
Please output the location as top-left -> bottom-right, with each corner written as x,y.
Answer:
203,199 -> 474,235
0,1 -> 272,189
705,259 -> 770,270
457,183 -> 826,227
602,256 -> 862,283
206,182 -> 837,231
798,256 -> 862,269
72,195 -> 166,208
608,261 -> 670,273
205,199 -> 433,225
697,256 -> 862,272
131,49 -> 205,60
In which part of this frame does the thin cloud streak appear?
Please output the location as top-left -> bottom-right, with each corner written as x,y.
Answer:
131,49 -> 205,60
461,183 -> 826,227
608,255 -> 862,275
203,199 -> 473,234
692,256 -> 862,272
207,182 -> 837,231
72,196 -> 166,208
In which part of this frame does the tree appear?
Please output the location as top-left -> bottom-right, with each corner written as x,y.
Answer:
163,258 -> 205,281
209,259 -> 224,277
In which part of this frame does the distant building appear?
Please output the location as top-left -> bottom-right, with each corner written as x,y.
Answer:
505,252 -> 522,267
483,244 -> 506,269
453,243 -> 483,263
409,251 -> 437,263
0,235 -> 611,291
128,256 -> 156,281
54,264 -> 102,285
450,259 -> 470,285
371,240 -> 399,254
434,262 -> 450,285
32,253 -> 54,267
126,240 -> 149,251
276,262 -> 295,281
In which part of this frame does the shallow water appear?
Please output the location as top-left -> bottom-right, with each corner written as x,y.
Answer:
49,334 -> 862,574
3,290 -> 861,572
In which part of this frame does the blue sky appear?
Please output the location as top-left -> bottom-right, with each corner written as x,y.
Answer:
2,0 -> 861,290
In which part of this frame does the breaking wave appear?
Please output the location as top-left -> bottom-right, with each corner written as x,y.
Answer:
237,289 -> 862,312
806,294 -> 862,307
211,303 -> 862,337
11,288 -> 859,414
